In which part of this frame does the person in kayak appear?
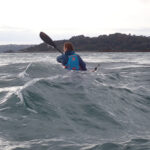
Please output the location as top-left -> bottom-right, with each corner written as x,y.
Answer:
57,42 -> 87,71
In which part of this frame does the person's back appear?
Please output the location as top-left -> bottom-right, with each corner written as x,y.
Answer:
57,42 -> 87,71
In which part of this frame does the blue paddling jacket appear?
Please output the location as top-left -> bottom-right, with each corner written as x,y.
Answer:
57,51 -> 87,71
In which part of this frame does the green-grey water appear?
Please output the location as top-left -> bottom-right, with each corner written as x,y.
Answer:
0,52 -> 150,150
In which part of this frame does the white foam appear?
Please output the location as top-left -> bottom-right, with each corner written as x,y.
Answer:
0,74 -> 62,105
0,137 -> 65,150
18,63 -> 31,79
0,138 -> 30,150
0,86 -> 20,92
0,115 -> 9,121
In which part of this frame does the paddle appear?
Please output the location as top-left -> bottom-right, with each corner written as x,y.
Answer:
39,32 -> 63,54
93,64 -> 100,72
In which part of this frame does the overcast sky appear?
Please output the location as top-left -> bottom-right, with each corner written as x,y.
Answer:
0,0 -> 150,44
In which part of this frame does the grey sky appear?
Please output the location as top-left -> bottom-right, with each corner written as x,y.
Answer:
0,0 -> 149,44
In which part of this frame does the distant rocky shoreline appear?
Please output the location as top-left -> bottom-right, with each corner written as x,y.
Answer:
1,33 -> 150,53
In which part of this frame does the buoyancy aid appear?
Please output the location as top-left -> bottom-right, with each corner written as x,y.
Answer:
65,54 -> 80,70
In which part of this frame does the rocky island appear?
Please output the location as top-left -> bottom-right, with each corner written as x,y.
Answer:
1,33 -> 150,52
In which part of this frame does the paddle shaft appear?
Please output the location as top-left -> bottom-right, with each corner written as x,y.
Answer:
55,47 -> 63,54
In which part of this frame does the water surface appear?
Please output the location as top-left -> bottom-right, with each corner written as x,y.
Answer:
0,52 -> 150,150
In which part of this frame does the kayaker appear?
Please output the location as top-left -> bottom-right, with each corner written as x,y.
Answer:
57,42 -> 87,71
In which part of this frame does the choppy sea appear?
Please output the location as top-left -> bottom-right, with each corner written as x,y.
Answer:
0,52 -> 150,150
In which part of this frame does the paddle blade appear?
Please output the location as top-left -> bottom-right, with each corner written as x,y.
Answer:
93,64 -> 100,71
39,32 -> 56,48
